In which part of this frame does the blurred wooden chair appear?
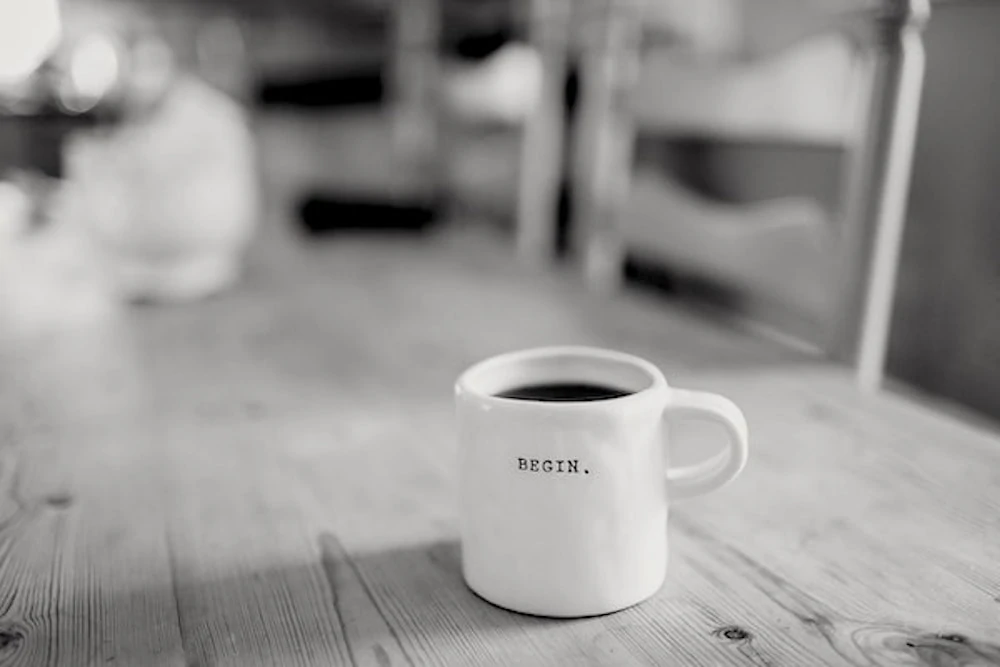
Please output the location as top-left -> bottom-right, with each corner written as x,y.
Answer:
390,0 -> 442,188
521,0 -> 929,390
513,0 -> 573,258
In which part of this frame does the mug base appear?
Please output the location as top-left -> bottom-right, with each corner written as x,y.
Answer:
464,578 -> 664,619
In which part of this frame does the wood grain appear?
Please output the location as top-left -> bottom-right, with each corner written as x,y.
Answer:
0,316 -> 186,666
1,112 -> 998,666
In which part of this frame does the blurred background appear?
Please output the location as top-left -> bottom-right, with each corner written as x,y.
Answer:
1,0 -> 999,422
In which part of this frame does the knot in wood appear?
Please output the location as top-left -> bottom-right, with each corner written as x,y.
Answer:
0,629 -> 24,651
716,625 -> 751,642
45,493 -> 73,509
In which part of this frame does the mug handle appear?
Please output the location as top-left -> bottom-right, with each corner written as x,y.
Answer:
663,389 -> 749,499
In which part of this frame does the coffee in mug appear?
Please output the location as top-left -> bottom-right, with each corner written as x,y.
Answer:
494,382 -> 633,402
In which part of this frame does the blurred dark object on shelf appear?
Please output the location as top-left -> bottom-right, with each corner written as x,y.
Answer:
252,1 -> 517,110
449,28 -> 514,61
0,0 -> 167,179
298,194 -> 440,235
0,105 -> 104,179
0,101 -> 116,179
0,49 -> 120,178
256,69 -> 383,108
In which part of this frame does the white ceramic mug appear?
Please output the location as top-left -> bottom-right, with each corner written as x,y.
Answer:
456,346 -> 749,617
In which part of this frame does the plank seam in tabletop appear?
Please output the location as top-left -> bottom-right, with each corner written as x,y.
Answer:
165,528 -> 195,666
319,533 -> 415,667
319,535 -> 375,667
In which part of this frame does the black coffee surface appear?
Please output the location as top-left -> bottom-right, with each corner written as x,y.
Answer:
495,382 -> 634,402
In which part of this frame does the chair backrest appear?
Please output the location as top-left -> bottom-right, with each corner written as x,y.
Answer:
631,32 -> 866,146
621,0 -> 872,344
563,0 -> 930,389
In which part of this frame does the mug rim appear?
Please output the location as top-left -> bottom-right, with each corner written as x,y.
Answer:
456,346 -> 668,409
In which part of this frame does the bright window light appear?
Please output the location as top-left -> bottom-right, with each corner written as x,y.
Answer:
0,0 -> 62,85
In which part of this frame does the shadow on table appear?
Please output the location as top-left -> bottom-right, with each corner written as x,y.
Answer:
162,536 -> 579,665
317,534 -> 565,628
158,535 -> 1000,667
7,531 -> 1000,665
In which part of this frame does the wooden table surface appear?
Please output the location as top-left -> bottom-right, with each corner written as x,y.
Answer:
3,223 -> 1000,666
3,122 -> 1000,665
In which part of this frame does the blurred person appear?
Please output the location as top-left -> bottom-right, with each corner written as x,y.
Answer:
24,0 -> 259,303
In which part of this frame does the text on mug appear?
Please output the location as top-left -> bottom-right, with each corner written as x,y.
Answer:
516,458 -> 589,474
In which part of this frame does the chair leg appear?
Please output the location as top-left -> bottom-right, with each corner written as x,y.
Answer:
516,0 -> 572,262
572,0 -> 645,292
389,0 -> 442,192
831,0 -> 929,390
